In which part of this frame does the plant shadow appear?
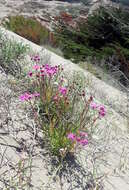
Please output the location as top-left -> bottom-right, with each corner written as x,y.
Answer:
40,146 -> 100,190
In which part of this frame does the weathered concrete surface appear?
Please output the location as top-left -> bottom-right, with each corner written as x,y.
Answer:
0,27 -> 129,190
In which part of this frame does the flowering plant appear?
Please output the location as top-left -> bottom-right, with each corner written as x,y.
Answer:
20,56 -> 106,158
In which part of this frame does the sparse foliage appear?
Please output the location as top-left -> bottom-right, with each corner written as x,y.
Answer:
3,15 -> 50,45
0,31 -> 29,76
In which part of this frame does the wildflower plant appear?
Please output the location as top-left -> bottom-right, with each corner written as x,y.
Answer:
20,55 -> 106,158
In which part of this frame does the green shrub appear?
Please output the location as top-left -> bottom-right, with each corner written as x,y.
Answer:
56,6 -> 129,58
4,15 -> 50,45
55,6 -> 129,78
0,34 -> 29,76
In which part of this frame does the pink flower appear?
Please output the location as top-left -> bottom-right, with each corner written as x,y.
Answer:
28,71 -> 33,77
90,102 -> 98,110
79,131 -> 88,137
76,137 -> 81,142
45,65 -> 58,77
41,74 -> 45,79
44,64 -> 49,69
34,55 -> 40,62
40,69 -> 44,73
76,132 -> 88,146
33,92 -> 40,97
59,86 -> 67,96
33,64 -> 40,70
90,102 -> 106,117
31,64 -> 59,78
31,55 -> 40,62
19,93 -> 32,101
99,105 -> 105,111
67,132 -> 88,146
98,105 -> 106,117
19,94 -> 26,101
19,92 -> 40,101
53,95 -> 59,101
80,139 -> 88,146
67,133 -> 76,141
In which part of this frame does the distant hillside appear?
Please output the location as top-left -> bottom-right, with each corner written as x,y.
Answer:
46,0 -> 129,7
111,0 -> 129,6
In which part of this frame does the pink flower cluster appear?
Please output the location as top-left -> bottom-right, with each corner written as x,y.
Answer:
44,64 -> 58,77
33,64 -> 40,70
28,64 -> 59,78
90,102 -> 106,117
59,86 -> 67,96
19,92 -> 40,101
67,132 -> 88,146
31,55 -> 40,62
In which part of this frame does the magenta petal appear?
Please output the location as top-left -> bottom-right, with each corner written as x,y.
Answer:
67,133 -> 76,141
80,139 -> 88,146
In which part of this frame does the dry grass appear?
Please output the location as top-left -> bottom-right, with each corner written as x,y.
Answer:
3,16 -> 49,45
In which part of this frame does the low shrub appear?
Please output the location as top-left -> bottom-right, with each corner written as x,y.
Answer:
0,33 -> 29,76
4,15 -> 50,45
56,6 -> 129,78
20,55 -> 106,159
